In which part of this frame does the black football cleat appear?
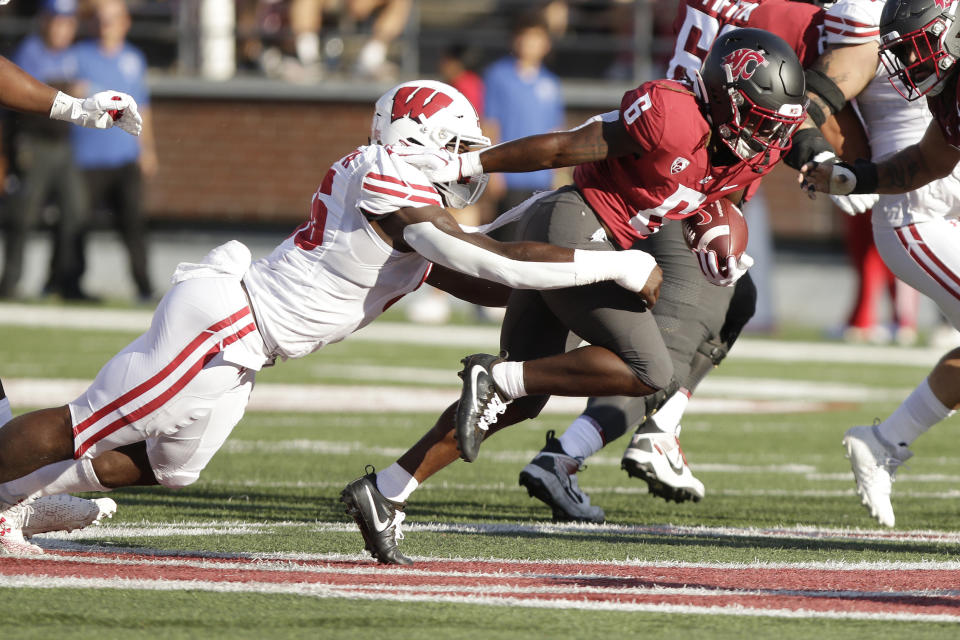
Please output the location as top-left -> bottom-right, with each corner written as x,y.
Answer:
341,467 -> 413,565
454,353 -> 509,463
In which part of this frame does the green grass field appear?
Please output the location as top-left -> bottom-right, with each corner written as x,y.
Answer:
2,317 -> 958,638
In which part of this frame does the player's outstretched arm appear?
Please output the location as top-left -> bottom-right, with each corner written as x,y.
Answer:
0,56 -> 58,115
381,205 -> 661,306
799,119 -> 960,195
392,116 -> 644,183
0,56 -> 141,136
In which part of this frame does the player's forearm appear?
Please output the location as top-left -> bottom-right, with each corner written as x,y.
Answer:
874,145 -> 950,194
0,57 -> 58,116
402,221 -> 655,291
479,124 -> 608,173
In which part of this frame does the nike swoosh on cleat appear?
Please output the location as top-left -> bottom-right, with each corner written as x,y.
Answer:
666,451 -> 686,476
363,486 -> 391,532
468,365 -> 485,413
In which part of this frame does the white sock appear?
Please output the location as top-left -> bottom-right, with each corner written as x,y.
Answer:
649,390 -> 691,434
375,463 -> 418,503
558,415 -> 604,460
295,31 -> 320,65
0,458 -> 110,505
356,39 -> 386,72
492,361 -> 526,400
877,377 -> 954,447
0,397 -> 11,427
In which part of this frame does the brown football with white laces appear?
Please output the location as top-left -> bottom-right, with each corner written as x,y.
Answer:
681,197 -> 749,263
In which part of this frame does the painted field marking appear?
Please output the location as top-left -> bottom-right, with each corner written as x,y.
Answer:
4,550 -> 960,623
32,519 -> 960,546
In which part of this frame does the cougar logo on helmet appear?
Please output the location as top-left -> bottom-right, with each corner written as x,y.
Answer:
390,87 -> 454,123
722,49 -> 767,81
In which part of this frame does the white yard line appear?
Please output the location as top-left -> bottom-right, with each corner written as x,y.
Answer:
34,519 -> 960,547
0,302 -> 945,365
0,375 -> 908,416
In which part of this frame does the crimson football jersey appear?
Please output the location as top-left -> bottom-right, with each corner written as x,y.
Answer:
573,80 -> 780,249
926,73 -> 960,150
668,0 -> 825,82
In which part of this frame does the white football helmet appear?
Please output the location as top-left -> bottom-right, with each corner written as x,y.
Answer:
371,80 -> 490,209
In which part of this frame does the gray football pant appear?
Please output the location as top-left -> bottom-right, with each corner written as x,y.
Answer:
498,186 -> 675,422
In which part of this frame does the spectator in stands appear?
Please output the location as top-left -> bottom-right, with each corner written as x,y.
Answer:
482,11 -> 565,228
68,0 -> 157,303
0,0 -> 92,300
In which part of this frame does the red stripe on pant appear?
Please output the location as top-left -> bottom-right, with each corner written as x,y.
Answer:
73,316 -> 256,459
73,308 -> 251,440
897,225 -> 960,302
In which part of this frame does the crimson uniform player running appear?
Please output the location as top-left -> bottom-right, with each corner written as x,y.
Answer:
342,28 -> 808,564
800,0 -> 960,527
401,0 -> 835,525
0,80 -> 663,555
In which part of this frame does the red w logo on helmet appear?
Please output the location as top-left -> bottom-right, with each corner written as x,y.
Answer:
934,0 -> 953,10
391,86 -> 454,123
722,49 -> 767,81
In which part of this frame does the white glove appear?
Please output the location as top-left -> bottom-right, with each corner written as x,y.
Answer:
49,90 -> 143,136
694,251 -> 754,287
391,143 -> 482,183
830,192 -> 878,215
799,151 -> 858,197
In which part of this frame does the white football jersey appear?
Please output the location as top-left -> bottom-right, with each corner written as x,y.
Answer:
243,145 -> 441,360
824,0 -> 930,161
826,0 -> 960,225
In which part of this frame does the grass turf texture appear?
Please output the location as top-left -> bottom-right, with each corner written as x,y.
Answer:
3,321 -> 959,635
5,588 -> 960,640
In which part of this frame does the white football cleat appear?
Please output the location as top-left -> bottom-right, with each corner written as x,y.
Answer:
21,495 -> 118,538
0,503 -> 44,556
622,425 -> 705,503
843,424 -> 912,527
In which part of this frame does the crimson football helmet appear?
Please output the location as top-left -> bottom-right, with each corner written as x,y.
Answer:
696,28 -> 807,169
371,80 -> 491,209
879,0 -> 960,100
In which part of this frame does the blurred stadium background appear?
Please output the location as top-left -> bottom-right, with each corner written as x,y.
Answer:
0,0 -> 945,333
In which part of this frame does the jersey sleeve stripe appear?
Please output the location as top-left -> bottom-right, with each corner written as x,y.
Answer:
366,172 -> 438,193
824,24 -> 880,38
823,15 -> 875,29
362,181 -> 443,206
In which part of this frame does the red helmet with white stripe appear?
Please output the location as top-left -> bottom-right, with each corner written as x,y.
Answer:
372,80 -> 490,208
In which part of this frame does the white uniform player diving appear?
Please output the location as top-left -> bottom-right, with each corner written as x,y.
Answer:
0,80 -> 661,555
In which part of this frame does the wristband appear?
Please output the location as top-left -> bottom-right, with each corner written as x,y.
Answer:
48,91 -> 80,123
459,150 -> 483,179
850,159 -> 879,194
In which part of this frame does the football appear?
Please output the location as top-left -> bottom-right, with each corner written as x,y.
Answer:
682,197 -> 749,261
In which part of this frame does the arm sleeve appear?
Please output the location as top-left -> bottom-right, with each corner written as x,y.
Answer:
356,147 -> 444,217
402,221 -> 657,291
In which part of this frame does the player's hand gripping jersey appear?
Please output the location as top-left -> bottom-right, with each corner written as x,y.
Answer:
572,80 -> 781,249
243,145 -> 440,360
